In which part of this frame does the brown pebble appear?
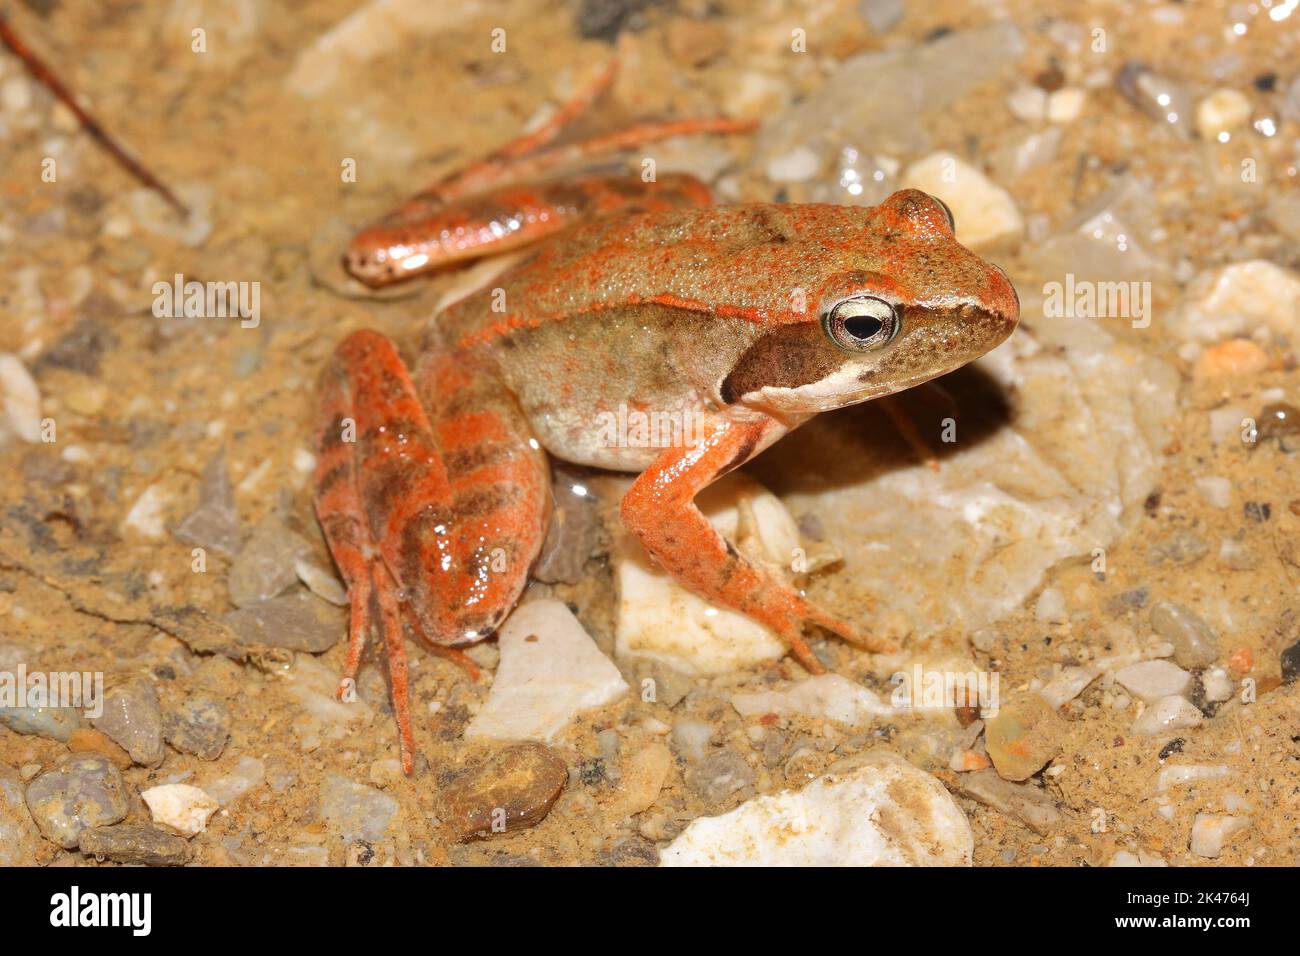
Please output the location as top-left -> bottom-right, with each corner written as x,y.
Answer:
984,693 -> 1066,781
67,728 -> 132,770
441,742 -> 567,842
1258,402 -> 1300,440
1193,339 -> 1270,379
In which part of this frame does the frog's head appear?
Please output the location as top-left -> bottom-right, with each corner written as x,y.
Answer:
722,189 -> 1019,415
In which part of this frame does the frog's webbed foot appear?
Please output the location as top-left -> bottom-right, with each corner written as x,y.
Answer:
620,413 -> 895,675
313,331 -> 548,774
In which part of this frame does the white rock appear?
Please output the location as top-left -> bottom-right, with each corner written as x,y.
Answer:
1202,667 -> 1234,703
660,754 -> 971,866
1208,406 -> 1250,446
121,483 -> 170,540
465,599 -> 628,742
1176,260 -> 1300,342
1114,660 -> 1192,703
1132,695 -> 1203,735
1108,849 -> 1168,867
0,353 -> 41,444
731,674 -> 894,728
1039,665 -> 1101,708
1190,813 -> 1251,859
765,146 -> 821,183
1194,475 -> 1231,508
1047,88 -> 1086,123
614,474 -> 792,675
1034,587 -> 1066,622
140,783 -> 219,836
1195,89 -> 1251,139
902,152 -> 1022,247
1155,763 -> 1230,792
1007,85 -> 1047,122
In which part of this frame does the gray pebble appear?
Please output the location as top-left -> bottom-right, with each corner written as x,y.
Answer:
164,695 -> 231,760
91,678 -> 164,767
685,750 -> 754,805
174,450 -> 243,557
24,754 -> 129,849
225,589 -> 344,652
79,824 -> 190,866
1150,602 -> 1220,669
1147,530 -> 1208,566
227,518 -> 311,607
0,705 -> 83,742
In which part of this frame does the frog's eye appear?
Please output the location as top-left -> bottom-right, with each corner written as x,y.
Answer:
934,196 -> 956,232
822,296 -> 899,352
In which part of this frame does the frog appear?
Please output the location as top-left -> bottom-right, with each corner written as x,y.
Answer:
314,66 -> 1020,774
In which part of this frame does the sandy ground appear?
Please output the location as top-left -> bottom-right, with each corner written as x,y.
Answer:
0,0 -> 1297,867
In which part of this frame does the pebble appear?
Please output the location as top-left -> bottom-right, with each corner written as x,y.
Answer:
91,678 -> 165,767
25,755 -> 129,849
225,590 -> 343,652
1193,339 -> 1270,380
164,695 -> 231,760
1046,88 -> 1086,123
983,693 -> 1065,781
1194,476 -> 1231,509
319,774 -> 398,844
1177,260 -> 1300,343
140,783 -> 219,836
1155,764 -> 1230,792
440,743 -> 567,842
766,146 -> 821,183
533,466 -> 603,585
0,705 -> 83,741
1038,665 -> 1101,709
685,750 -> 755,805
1281,639 -> 1300,685
121,483 -> 171,540
1108,850 -> 1168,867
902,152 -> 1023,248
1034,587 -> 1067,623
464,599 -> 629,742
227,518 -> 312,607
79,824 -> 191,866
1116,62 -> 1194,138
1132,695 -> 1203,736
954,770 -> 1064,835
174,450 -> 243,557
1195,89 -> 1251,139
204,756 -> 265,805
294,557 -> 348,605
1202,667 -> 1234,703
67,728 -> 133,769
0,352 -> 42,444
661,754 -> 972,866
1113,660 -> 1193,703
731,674 -> 894,729
608,742 -> 672,818
669,719 -> 715,763
1190,813 -> 1251,859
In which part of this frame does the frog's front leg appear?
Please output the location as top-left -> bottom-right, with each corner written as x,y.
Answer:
315,330 -> 549,774
619,411 -> 895,672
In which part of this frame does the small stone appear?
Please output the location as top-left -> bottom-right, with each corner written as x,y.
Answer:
441,743 -> 567,842
1178,261 -> 1300,343
1116,62 -> 1194,137
1034,587 -> 1066,623
122,483 -> 171,540
164,695 -> 230,760
0,705 -> 83,742
465,600 -> 628,742
1038,665 -> 1101,709
902,152 -> 1022,248
79,824 -> 191,866
983,693 -> 1065,781
1281,640 -> 1300,685
1194,339 -> 1270,380
954,769 -> 1065,835
1196,89 -> 1251,139
1132,695 -> 1202,736
532,466 -> 602,585
766,145 -> 821,183
661,754 -> 972,866
1194,476 -> 1231,509
1108,849 -> 1167,867
0,352 -> 42,445
203,756 -> 265,805
91,678 -> 164,768
25,754 -> 129,849
686,750 -> 755,805
294,557 -> 348,606
140,783 -> 219,836
1189,813 -> 1251,859
225,590 -> 343,653
67,728 -> 132,769
174,450 -> 243,557
1147,530 -> 1208,566
1203,667 -> 1234,702
1046,87 -> 1085,123
669,719 -> 715,763
227,518 -> 312,607
1113,660 -> 1193,703
608,742 -> 672,818
731,674 -> 894,728
1155,764 -> 1230,791
319,774 -> 398,844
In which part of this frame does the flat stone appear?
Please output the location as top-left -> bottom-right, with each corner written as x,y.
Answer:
164,695 -> 231,760
441,742 -> 567,842
661,754 -> 972,866
984,693 -> 1066,781
225,590 -> 343,652
1150,603 -> 1220,669
731,674 -> 894,728
1114,660 -> 1193,703
1190,813 -> 1251,859
25,754 -> 129,849
79,824 -> 191,866
465,600 -> 628,742
1132,695 -> 1203,736
141,783 -> 219,836
67,728 -> 133,769
227,517 -> 312,607
91,678 -> 164,767
685,750 -> 755,805
955,769 -> 1065,835
0,705 -> 83,741
174,450 -> 242,557
319,774 -> 398,844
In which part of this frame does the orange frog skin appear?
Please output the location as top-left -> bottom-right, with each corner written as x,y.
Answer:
314,71 -> 1020,775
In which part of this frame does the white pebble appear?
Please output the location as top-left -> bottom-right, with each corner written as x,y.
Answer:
1155,764 -> 1230,791
1007,85 -> 1047,122
765,146 -> 821,183
1194,476 -> 1231,508
1195,89 -> 1251,139
1190,813 -> 1251,859
141,783 -> 219,836
1207,407 -> 1249,446
1114,660 -> 1192,703
1047,88 -> 1086,123
1132,695 -> 1203,735
121,483 -> 170,539
0,353 -> 41,444
902,152 -> 1023,248
1203,667 -> 1234,703
1034,587 -> 1067,623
